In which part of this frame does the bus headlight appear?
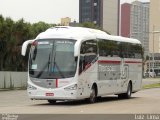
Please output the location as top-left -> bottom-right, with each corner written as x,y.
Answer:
64,84 -> 77,90
28,84 -> 37,90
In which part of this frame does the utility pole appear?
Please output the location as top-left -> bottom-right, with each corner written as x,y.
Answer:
152,25 -> 155,76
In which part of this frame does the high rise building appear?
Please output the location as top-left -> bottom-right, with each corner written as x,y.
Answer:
130,1 -> 150,56
149,0 -> 160,54
103,0 -> 120,35
121,1 -> 149,56
121,3 -> 131,37
79,0 -> 102,27
79,0 -> 120,35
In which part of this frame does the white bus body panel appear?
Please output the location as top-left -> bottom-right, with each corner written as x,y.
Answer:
23,26 -> 142,101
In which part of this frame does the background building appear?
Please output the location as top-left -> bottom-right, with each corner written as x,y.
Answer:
130,1 -> 149,56
149,0 -> 160,54
144,53 -> 160,76
79,0 -> 102,27
61,17 -> 71,26
121,3 -> 131,37
103,0 -> 120,35
79,0 -> 120,35
121,1 -> 149,56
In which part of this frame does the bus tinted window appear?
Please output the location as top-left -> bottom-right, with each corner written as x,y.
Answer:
98,39 -> 142,59
79,40 -> 97,74
98,40 -> 119,57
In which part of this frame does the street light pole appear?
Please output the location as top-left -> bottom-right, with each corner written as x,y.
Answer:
152,25 -> 155,75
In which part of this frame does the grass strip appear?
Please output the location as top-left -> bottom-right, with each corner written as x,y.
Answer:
143,83 -> 160,89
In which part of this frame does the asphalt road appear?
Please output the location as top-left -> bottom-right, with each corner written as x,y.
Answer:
0,87 -> 160,114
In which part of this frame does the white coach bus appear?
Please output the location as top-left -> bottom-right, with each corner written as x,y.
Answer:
21,26 -> 142,103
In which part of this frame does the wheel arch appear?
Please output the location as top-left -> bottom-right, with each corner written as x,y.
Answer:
92,83 -> 98,96
128,80 -> 133,92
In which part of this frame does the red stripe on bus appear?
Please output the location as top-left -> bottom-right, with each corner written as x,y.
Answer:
56,79 -> 58,88
98,60 -> 142,64
125,61 -> 142,64
84,63 -> 91,71
98,60 -> 121,64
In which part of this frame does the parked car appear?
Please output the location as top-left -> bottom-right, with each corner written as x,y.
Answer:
144,72 -> 156,78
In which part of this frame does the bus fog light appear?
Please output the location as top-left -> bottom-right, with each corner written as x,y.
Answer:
64,84 -> 77,90
28,84 -> 37,90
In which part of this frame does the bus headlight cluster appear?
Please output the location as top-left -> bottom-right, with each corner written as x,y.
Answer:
64,84 -> 77,90
28,84 -> 37,90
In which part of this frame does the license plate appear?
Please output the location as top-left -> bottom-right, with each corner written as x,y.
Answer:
46,93 -> 54,96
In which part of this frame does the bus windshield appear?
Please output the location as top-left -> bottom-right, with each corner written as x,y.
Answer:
29,39 -> 77,79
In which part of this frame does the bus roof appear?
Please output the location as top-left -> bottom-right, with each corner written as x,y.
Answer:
36,26 -> 141,44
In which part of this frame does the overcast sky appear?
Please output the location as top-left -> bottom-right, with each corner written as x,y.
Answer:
0,0 -> 149,24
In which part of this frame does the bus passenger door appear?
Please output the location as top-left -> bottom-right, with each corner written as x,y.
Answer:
116,58 -> 129,93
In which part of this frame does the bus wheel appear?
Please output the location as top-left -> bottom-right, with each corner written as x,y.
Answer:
126,82 -> 132,98
88,86 -> 97,103
48,100 -> 56,104
118,82 -> 132,99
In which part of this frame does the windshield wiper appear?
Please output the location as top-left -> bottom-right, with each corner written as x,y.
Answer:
35,62 -> 48,78
54,62 -> 65,78
48,53 -> 51,71
52,45 -> 65,78
35,53 -> 51,78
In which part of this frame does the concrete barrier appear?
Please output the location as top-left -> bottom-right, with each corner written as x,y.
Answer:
0,71 -> 27,89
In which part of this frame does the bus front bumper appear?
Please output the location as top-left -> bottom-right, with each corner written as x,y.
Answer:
27,88 -> 82,101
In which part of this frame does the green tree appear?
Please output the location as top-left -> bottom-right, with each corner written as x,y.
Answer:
0,16 -> 15,70
79,22 -> 111,34
31,21 -> 53,37
79,22 -> 100,29
0,15 -> 55,71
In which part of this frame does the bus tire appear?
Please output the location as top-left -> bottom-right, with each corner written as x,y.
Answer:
88,85 -> 97,103
126,82 -> 132,99
48,100 -> 56,104
118,82 -> 132,99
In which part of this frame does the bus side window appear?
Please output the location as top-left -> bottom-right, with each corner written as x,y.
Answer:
79,55 -> 85,74
79,40 -> 97,74
119,51 -> 124,58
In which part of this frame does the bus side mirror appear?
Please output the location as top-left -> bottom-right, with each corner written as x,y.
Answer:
21,40 -> 34,56
74,40 -> 81,57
